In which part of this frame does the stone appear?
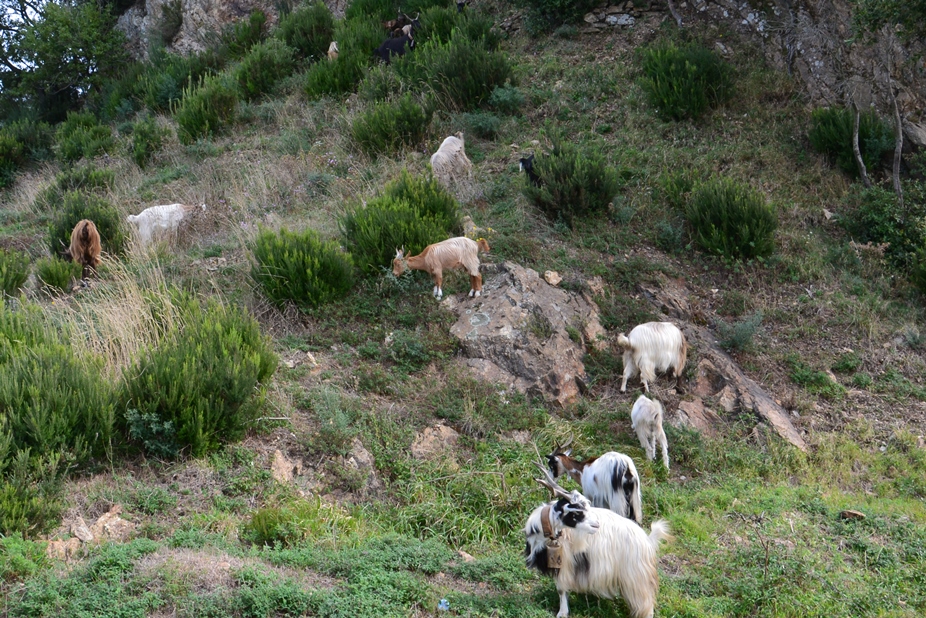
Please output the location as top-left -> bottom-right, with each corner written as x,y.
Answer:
71,516 -> 94,543
89,505 -> 136,543
718,385 -> 738,413
691,359 -> 727,398
544,271 -> 562,286
46,538 -> 81,561
445,262 -> 605,406
346,438 -> 381,493
457,550 -> 476,562
586,276 -> 605,296
840,509 -> 866,520
584,12 -> 599,23
674,399 -> 721,437
904,122 -> 926,148
606,15 -> 619,25
271,449 -> 302,483
411,424 -> 460,460
614,14 -> 635,26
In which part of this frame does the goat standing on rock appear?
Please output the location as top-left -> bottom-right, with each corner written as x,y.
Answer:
617,321 -> 687,393
392,236 -> 489,300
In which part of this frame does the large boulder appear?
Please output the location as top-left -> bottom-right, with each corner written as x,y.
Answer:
443,262 -> 606,406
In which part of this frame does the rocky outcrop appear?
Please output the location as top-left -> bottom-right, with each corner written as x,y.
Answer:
443,262 -> 606,407
46,504 -> 137,560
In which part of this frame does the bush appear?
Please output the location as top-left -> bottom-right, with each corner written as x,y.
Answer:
715,311 -> 762,352
521,140 -> 621,226
344,0 -> 395,21
55,112 -> 114,164
519,0 -> 598,34
130,116 -> 170,168
911,247 -> 926,295
461,111 -> 501,139
219,10 -> 267,60
234,39 -> 296,101
639,42 -> 733,121
808,106 -> 894,176
251,226 -> 355,308
351,94 -> 433,156
35,257 -> 81,293
55,164 -> 115,192
304,18 -> 382,98
48,191 -> 126,257
359,63 -> 406,102
120,294 -> 277,458
276,2 -> 335,60
0,249 -> 30,297
2,119 -> 54,161
384,169 -> 461,230
487,84 -> 524,114
840,184 -> 926,267
125,408 -> 179,460
0,452 -> 66,538
0,134 -> 24,188
173,74 -> 238,145
139,49 -> 222,113
685,177 -> 777,261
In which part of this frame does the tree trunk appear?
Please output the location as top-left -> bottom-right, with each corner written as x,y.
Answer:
666,0 -> 683,27
852,102 -> 871,188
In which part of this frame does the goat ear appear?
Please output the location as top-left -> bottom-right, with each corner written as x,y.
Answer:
564,449 -> 572,456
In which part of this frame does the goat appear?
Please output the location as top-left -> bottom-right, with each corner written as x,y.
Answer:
63,219 -> 102,279
327,41 -> 338,61
524,465 -> 672,618
616,322 -> 687,393
392,236 -> 489,300
457,0 -> 469,11
631,395 -> 669,470
519,154 -> 541,187
374,31 -> 415,63
430,132 -> 474,200
126,203 -> 206,247
546,437 -> 643,524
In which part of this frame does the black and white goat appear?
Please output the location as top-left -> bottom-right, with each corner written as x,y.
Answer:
374,13 -> 419,63
546,438 -> 643,524
519,154 -> 541,187
631,395 -> 669,470
524,467 -> 672,618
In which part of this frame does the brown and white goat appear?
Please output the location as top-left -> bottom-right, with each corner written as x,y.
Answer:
392,236 -> 489,300
616,322 -> 687,393
546,437 -> 643,524
63,219 -> 102,278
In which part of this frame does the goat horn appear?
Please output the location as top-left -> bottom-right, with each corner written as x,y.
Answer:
534,462 -> 572,501
414,11 -> 419,19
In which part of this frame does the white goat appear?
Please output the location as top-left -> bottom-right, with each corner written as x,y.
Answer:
631,395 -> 669,470
126,203 -> 206,246
546,438 -> 643,524
430,132 -> 474,201
525,470 -> 672,618
327,41 -> 339,61
617,322 -> 687,393
392,236 -> 489,300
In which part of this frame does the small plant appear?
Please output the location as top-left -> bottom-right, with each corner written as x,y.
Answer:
130,116 -> 170,168
35,257 -> 81,293
639,42 -> 733,121
0,534 -> 50,581
303,387 -> 359,456
462,111 -> 502,139
717,289 -> 751,317
55,112 -> 115,164
359,63 -> 405,102
520,0 -> 598,33
48,191 -> 126,257
521,140 -> 621,227
125,408 -> 180,459
172,74 -> 238,145
130,485 -> 178,515
219,10 -> 267,60
487,84 -> 524,114
233,39 -> 296,101
388,329 -> 431,371
808,106 -> 894,176
0,249 -> 30,297
384,169 -> 461,231
350,94 -> 433,156
660,168 -> 704,210
654,218 -> 686,254
55,164 -> 115,192
715,311 -> 762,352
243,507 -> 304,546
251,226 -> 355,309
787,354 -> 846,400
276,2 -> 335,60
685,177 -> 777,261
832,352 -> 863,374
840,184 -> 925,267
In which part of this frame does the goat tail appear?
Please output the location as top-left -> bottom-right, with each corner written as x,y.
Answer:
616,334 -> 632,350
647,520 -> 673,549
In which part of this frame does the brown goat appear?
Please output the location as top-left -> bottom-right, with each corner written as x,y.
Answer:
392,236 -> 489,300
63,219 -> 102,278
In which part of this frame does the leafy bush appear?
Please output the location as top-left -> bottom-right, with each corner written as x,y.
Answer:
55,164 -> 115,192
840,184 -> 926,267
0,133 -> 24,188
120,295 -> 277,457
344,0 -> 395,21
359,63 -> 406,102
304,18 -> 382,98
351,94 -> 433,156
685,177 -> 777,261
303,387 -> 360,457
0,249 -> 30,297
125,408 -> 179,460
787,354 -> 846,400
276,2 -> 335,60
809,107 -> 894,176
461,111 -> 501,139
911,247 -> 926,296
639,42 -> 733,121
487,84 -> 524,114
173,74 -> 238,144
654,218 -> 686,253
715,311 -> 762,352
0,533 -> 50,581
55,112 -> 114,164
48,191 -> 126,257
139,49 -> 222,113
35,257 -> 81,293
234,38 -> 296,101
519,0 -> 598,34
386,169 -> 461,228
130,116 -> 170,168
219,10 -> 267,60
0,452 -> 66,538
521,140 -> 621,226
2,119 -> 54,161
251,226 -> 355,308
660,168 -> 705,210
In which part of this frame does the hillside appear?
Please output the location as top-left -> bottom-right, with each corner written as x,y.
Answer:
1,1 -> 926,617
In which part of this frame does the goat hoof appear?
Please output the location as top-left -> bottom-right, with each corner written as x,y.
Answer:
474,291 -> 481,297
468,289 -> 474,297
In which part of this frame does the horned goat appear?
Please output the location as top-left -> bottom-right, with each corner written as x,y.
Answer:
616,322 -> 687,393
524,465 -> 672,618
392,236 -> 489,300
631,395 -> 669,470
126,203 -> 206,247
546,437 -> 643,524
63,219 -> 102,278
430,132 -> 474,200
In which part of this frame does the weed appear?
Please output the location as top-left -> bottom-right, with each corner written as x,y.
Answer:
786,354 -> 846,400
0,248 -> 30,297
715,311 -> 762,352
832,351 -> 862,373
130,485 -> 178,515
350,94 -> 433,156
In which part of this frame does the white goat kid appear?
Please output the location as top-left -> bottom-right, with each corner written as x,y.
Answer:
524,468 -> 672,618
617,321 -> 688,393
631,395 -> 669,470
392,236 -> 489,300
127,203 -> 206,246
430,132 -> 474,200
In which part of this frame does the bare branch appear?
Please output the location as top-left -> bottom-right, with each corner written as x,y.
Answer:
666,0 -> 683,27
851,100 -> 872,188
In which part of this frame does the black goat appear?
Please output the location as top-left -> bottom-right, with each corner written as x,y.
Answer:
456,0 -> 469,12
374,31 -> 415,63
519,154 -> 542,187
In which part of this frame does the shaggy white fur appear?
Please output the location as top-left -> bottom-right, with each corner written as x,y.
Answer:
126,203 -> 205,246
616,321 -> 687,393
549,450 -> 644,524
430,132 -> 474,201
631,395 -> 669,470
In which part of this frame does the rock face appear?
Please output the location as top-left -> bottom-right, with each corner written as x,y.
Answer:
443,262 -> 606,406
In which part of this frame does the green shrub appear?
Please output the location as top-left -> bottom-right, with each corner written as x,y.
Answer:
125,408 -> 179,459
808,106 -> 894,176
55,112 -> 115,164
234,38 -> 296,101
0,133 -> 24,188
243,507 -> 304,546
304,18 -> 382,98
120,295 -> 277,458
787,354 -> 846,400
0,533 -> 50,581
715,311 -> 762,352
2,119 -> 54,161
139,49 -> 222,112
359,63 -> 405,102
521,140 -> 621,226
660,168 -> 704,210
0,452 -> 66,538
345,0 -> 395,21
35,257 -> 81,293
385,169 -> 461,229
173,74 -> 238,145
654,218 -> 686,253
48,191 -> 126,257
911,247 -> 926,295
130,116 -> 170,168
303,387 -> 361,456
55,164 -> 115,192
685,177 -> 777,261
487,84 -> 524,114
251,226 -> 355,308
840,184 -> 926,267
351,94 -> 433,156
276,2 -> 335,60
395,34 -> 512,110
639,42 -> 733,121
519,0 -> 598,34
219,10 -> 267,60
0,249 -> 30,297
832,352 -> 862,374
461,111 -> 501,139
